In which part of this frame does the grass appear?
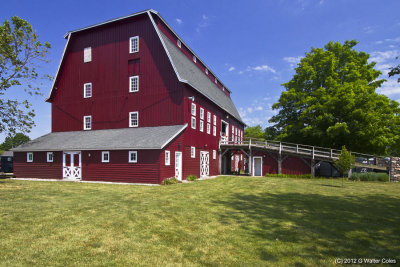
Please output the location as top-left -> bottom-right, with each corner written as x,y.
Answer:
0,177 -> 399,266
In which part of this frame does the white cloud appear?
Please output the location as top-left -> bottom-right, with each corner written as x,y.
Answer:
196,14 -> 209,33
374,37 -> 400,45
202,14 -> 208,20
283,56 -> 302,68
370,50 -> 400,64
363,26 -> 376,34
377,80 -> 400,96
238,71 -> 244,75
238,97 -> 278,127
228,66 -> 235,71
176,18 -> 183,24
246,64 -> 276,73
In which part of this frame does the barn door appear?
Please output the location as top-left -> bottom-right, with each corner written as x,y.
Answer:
63,151 -> 81,180
200,151 -> 209,177
175,152 -> 182,181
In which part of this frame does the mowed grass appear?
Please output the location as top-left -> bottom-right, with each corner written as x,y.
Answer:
0,177 -> 399,266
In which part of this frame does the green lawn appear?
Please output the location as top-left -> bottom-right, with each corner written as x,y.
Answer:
0,177 -> 399,266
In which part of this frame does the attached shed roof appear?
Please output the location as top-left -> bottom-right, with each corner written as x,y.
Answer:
12,125 -> 187,152
158,32 -> 243,124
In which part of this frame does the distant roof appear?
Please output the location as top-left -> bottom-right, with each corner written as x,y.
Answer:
1,151 -> 13,157
12,125 -> 187,152
159,32 -> 243,124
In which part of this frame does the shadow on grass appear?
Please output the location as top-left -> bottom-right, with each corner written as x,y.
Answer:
214,192 -> 400,264
318,184 -> 342,188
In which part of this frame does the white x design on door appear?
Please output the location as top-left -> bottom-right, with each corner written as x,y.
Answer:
175,152 -> 182,181
200,151 -> 209,177
63,151 -> 81,180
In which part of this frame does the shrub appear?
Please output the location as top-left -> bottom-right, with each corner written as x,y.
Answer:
161,177 -> 181,185
187,175 -> 197,181
350,172 -> 389,182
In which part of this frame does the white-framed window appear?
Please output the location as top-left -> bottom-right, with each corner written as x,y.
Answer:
84,83 -> 92,98
191,147 -> 195,158
191,116 -> 196,129
213,115 -> 216,125
222,87 -> 225,91
207,112 -> 211,123
129,151 -> 137,163
232,126 -> 234,136
213,150 -> 216,160
84,115 -> 92,130
205,68 -> 208,74
200,108 -> 204,120
215,78 -> 217,84
191,103 -> 196,116
129,76 -> 139,92
241,154 -> 243,160
193,56 -> 196,63
165,150 -> 170,166
129,112 -> 139,127
129,36 -> 139,53
207,123 -> 211,134
27,152 -> 33,162
213,125 -> 216,136
235,128 -> 238,135
84,47 -> 92,63
47,152 -> 53,162
200,120 -> 204,132
102,151 -> 110,163
177,39 -> 181,48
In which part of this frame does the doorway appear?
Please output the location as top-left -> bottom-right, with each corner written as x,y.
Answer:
175,152 -> 182,181
253,156 -> 263,176
63,151 -> 81,180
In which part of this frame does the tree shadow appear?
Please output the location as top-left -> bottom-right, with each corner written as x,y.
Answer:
213,192 -> 400,264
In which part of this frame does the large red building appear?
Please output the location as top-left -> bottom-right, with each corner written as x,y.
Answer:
13,9 -> 245,184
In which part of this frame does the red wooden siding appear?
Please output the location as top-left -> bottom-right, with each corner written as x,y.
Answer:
13,152 -> 62,179
159,131 -> 184,182
181,146 -> 218,179
282,156 -> 311,175
82,150 -> 160,183
51,13 -> 183,132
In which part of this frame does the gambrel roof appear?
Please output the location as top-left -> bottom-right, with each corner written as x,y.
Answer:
12,125 -> 187,151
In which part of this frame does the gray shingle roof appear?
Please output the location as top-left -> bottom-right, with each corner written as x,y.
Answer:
12,125 -> 187,152
159,32 -> 244,124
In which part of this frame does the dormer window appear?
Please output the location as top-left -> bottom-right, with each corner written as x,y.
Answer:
193,56 -> 196,63
84,47 -> 91,63
177,39 -> 181,48
215,78 -> 217,84
205,68 -> 208,74
129,36 -> 139,53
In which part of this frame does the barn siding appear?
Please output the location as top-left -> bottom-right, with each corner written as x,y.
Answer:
13,152 -> 63,179
159,131 -> 185,183
282,156 -> 311,175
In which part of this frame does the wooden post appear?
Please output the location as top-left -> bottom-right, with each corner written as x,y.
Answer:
278,154 -> 282,174
249,149 -> 252,176
330,149 -> 333,158
296,144 -> 299,153
312,146 -> 315,159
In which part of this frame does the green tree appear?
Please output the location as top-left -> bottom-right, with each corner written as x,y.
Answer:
269,40 -> 400,155
334,146 -> 355,187
0,133 -> 30,150
0,16 -> 51,136
389,59 -> 400,82
244,125 -> 265,140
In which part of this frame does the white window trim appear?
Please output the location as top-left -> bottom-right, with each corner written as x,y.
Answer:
129,151 -> 138,163
191,103 -> 196,116
47,152 -> 53,163
129,75 -> 139,92
200,120 -> 204,132
213,125 -> 216,136
207,123 -> 211,134
102,151 -> 110,163
215,78 -> 217,84
165,150 -> 170,166
129,36 -> 139,53
83,115 -> 92,130
193,56 -> 196,63
27,152 -> 33,162
84,83 -> 92,98
177,39 -> 181,48
191,116 -> 196,129
213,150 -> 216,160
207,112 -> 211,123
213,115 -> 216,125
84,47 -> 92,63
205,68 -> 208,74
191,147 -> 196,158
200,108 -> 204,120
129,111 -> 139,128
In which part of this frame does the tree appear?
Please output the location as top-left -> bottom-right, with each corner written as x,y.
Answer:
269,40 -> 400,155
388,59 -> 400,82
0,16 -> 51,136
244,125 -> 265,140
334,146 -> 355,187
0,133 -> 30,150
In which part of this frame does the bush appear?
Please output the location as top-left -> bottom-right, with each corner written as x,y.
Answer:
161,177 -> 181,185
350,172 -> 389,182
187,175 -> 197,181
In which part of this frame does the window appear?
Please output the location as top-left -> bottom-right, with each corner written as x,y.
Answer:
213,115 -> 216,125
205,68 -> 208,74
129,76 -> 139,92
102,151 -> 110,163
191,147 -> 195,158
165,151 -> 170,165
215,78 -> 217,84
191,116 -> 196,129
207,123 -> 211,134
27,152 -> 33,162
47,152 -> 53,162
213,150 -> 216,160
193,56 -> 196,63
84,83 -> 92,98
235,128 -> 238,135
129,36 -> 139,53
191,103 -> 196,116
129,112 -> 139,127
213,125 -> 216,136
84,116 -> 92,130
222,87 -> 225,91
200,120 -> 204,132
129,151 -> 137,163
200,108 -> 204,120
207,112 -> 211,123
177,39 -> 181,48
84,47 -> 92,62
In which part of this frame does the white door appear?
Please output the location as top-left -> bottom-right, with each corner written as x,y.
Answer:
235,155 -> 239,172
253,157 -> 262,176
200,151 -> 209,177
63,151 -> 81,180
175,152 -> 182,181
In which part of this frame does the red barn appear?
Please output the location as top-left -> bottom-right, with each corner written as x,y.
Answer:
13,9 -> 245,184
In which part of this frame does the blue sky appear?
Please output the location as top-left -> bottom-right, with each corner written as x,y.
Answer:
1,0 -> 400,142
